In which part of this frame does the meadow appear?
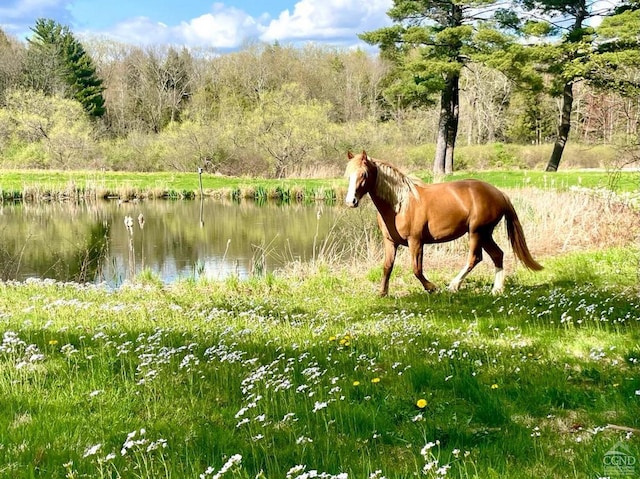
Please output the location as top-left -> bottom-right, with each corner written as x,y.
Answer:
0,171 -> 639,478
0,167 -> 638,203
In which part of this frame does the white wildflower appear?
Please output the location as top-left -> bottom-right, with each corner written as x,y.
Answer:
83,443 -> 102,458
312,401 -> 328,412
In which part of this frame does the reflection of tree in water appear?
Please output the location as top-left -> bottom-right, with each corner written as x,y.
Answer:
0,236 -> 24,281
40,220 -> 112,283
69,220 -> 110,282
0,218 -> 111,283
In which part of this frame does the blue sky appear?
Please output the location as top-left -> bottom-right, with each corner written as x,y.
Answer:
0,0 -> 393,50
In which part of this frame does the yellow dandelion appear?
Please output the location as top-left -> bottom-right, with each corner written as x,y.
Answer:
371,377 -> 381,384
48,340 -> 58,346
353,381 -> 360,387
491,383 -> 499,389
328,336 -> 336,342
416,399 -> 428,409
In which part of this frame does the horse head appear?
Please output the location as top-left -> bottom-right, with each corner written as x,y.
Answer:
345,150 -> 375,208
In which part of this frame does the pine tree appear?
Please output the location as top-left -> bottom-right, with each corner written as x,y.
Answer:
513,0 -> 640,170
359,0 -> 509,175
27,18 -> 105,118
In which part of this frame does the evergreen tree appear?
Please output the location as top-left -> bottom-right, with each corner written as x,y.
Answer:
27,18 -> 105,118
359,0 -> 508,175
513,0 -> 640,170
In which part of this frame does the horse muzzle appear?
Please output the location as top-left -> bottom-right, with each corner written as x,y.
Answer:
345,196 -> 359,208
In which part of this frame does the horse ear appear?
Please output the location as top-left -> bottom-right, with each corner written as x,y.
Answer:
347,151 -> 354,159
361,150 -> 367,159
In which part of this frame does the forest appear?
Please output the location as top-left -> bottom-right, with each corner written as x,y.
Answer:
0,0 -> 639,178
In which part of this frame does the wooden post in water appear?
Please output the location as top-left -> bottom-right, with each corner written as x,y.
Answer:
198,167 -> 204,228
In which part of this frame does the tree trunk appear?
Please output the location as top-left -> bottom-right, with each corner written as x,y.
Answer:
445,73 -> 459,175
433,96 -> 448,177
433,73 -> 460,177
546,0 -> 586,172
546,81 -> 573,172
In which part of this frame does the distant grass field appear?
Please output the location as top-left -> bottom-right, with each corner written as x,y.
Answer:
0,167 -> 637,202
446,169 -> 640,192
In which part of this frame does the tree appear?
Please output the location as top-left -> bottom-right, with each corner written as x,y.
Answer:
359,0 -> 507,175
243,83 -> 334,178
26,18 -> 105,117
512,0 -> 640,171
163,47 -> 194,123
0,88 -> 94,168
0,29 -> 25,103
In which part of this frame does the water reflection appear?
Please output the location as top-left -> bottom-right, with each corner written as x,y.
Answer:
0,199 -> 351,286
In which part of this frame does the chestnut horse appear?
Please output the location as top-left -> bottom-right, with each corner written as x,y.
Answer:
344,151 -> 542,296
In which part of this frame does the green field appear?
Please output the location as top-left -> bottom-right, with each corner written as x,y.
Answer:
0,245 -> 638,478
0,168 -> 638,202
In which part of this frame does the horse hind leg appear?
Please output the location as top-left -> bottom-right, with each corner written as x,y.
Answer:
448,233 -> 483,292
481,235 -> 505,295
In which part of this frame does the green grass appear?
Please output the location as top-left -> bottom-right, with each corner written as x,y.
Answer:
444,169 -> 640,192
0,168 -> 638,202
0,246 -> 638,478
0,170 -> 346,202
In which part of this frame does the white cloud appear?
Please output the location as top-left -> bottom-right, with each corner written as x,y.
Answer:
0,0 -> 73,38
88,6 -> 264,49
0,0 -> 67,19
260,0 -> 392,44
178,6 -> 265,49
105,17 -> 173,46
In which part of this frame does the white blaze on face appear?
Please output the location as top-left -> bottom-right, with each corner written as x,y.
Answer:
345,171 -> 359,207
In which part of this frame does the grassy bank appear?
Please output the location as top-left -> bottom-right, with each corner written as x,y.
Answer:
0,168 -> 638,202
0,245 -> 638,478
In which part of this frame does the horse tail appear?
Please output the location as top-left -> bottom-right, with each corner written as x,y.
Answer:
503,196 -> 543,271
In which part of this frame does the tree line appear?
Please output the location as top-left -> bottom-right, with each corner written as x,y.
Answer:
0,1 -> 639,177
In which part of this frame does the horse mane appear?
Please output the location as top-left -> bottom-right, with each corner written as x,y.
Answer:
373,160 -> 422,212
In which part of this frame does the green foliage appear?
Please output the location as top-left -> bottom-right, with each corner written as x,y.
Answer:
359,0 -> 488,111
0,88 -> 94,168
243,83 -> 336,177
1,16 -> 639,174
27,18 -> 105,117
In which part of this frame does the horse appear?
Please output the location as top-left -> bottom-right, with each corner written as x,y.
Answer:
344,150 -> 543,296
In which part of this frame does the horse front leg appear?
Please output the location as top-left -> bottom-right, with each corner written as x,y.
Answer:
380,238 -> 397,297
408,238 -> 438,293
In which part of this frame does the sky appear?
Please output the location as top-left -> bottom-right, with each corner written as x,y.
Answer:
0,0 -> 394,50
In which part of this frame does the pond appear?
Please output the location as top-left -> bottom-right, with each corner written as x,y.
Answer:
0,198 -> 366,287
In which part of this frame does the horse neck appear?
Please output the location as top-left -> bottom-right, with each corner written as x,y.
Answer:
369,161 -> 413,214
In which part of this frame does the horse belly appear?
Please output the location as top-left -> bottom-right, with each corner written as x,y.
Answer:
422,222 -> 467,244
